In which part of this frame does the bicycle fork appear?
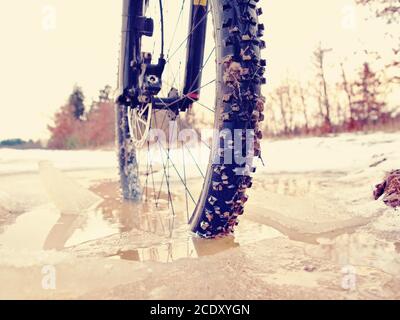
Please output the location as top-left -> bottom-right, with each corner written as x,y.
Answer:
182,0 -> 209,110
118,0 -> 209,113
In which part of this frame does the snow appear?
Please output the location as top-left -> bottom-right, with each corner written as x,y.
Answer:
0,148 -> 117,175
261,131 -> 399,174
1,132 -> 398,178
0,131 -> 400,299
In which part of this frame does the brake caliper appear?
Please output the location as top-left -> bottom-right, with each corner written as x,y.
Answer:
137,52 -> 166,104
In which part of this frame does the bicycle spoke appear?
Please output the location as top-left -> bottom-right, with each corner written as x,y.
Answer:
154,112 -> 176,221
166,0 -> 187,60
169,45 -> 215,97
159,78 -> 216,110
181,141 -> 190,222
144,142 -> 150,201
201,139 -> 211,150
184,144 -> 205,178
190,98 -> 215,113
158,141 -> 197,205
166,9 -> 211,64
156,166 -> 166,205
184,46 -> 216,94
158,141 -> 176,234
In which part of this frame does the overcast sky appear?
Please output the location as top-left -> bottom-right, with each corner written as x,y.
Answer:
0,0 -> 393,140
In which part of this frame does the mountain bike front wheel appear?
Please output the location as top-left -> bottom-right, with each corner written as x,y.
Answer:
116,0 -> 266,238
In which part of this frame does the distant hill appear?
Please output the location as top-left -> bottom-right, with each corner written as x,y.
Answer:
0,139 -> 43,149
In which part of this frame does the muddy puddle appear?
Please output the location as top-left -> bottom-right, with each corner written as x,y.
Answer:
253,172 -> 341,197
304,233 -> 400,276
250,173 -> 400,277
69,181 -> 283,262
0,171 -> 399,278
0,179 -> 282,263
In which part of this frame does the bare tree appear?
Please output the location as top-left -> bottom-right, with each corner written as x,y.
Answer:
274,86 -> 290,134
336,101 -> 343,126
339,63 -> 357,126
298,84 -> 310,133
284,79 -> 295,131
315,89 -> 325,125
357,0 -> 400,84
313,44 -> 333,130
356,0 -> 400,23
263,97 -> 279,136
385,49 -> 400,84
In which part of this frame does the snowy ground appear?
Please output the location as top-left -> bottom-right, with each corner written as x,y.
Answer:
0,132 -> 399,300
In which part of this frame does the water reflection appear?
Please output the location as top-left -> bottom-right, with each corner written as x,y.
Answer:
258,175 -> 319,197
251,174 -> 400,277
41,181 -> 181,254
40,180 -> 279,263
305,233 -> 400,276
91,180 -> 171,235
106,236 -> 240,262
75,179 -> 400,273
395,242 -> 400,254
247,212 -> 369,245
43,214 -> 86,250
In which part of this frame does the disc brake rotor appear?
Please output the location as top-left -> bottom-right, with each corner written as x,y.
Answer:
127,103 -> 153,149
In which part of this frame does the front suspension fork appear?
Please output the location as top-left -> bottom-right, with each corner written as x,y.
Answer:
118,0 -> 209,112
182,0 -> 209,110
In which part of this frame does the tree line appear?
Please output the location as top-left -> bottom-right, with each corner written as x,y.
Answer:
263,0 -> 399,137
47,85 -> 115,149
264,50 -> 398,137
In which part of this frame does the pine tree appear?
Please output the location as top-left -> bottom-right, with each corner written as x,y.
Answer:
352,63 -> 386,126
69,85 -> 85,120
98,85 -> 113,103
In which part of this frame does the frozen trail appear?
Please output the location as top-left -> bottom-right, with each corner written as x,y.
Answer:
0,132 -> 399,299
